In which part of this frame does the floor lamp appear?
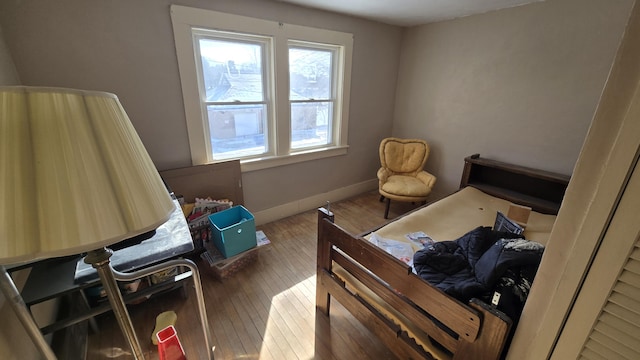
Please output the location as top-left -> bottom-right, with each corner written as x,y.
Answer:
0,86 -> 209,359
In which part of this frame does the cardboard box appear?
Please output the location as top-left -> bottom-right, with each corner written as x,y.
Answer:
507,204 -> 532,228
208,205 -> 256,258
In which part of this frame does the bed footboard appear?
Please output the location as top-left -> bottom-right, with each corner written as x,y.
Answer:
316,208 -> 512,360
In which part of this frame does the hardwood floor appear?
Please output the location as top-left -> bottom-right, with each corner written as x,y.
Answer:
85,191 -> 421,360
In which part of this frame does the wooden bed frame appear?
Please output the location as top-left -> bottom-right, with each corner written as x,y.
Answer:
316,154 -> 571,359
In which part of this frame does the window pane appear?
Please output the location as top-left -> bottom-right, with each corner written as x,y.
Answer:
289,47 -> 332,100
199,38 -> 264,102
207,104 -> 267,159
291,101 -> 332,149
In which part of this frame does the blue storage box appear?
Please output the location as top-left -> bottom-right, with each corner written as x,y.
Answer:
208,205 -> 256,258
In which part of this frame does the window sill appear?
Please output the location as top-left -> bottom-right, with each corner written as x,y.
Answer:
237,146 -> 349,172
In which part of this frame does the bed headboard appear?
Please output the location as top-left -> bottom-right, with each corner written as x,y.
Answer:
459,154 -> 571,214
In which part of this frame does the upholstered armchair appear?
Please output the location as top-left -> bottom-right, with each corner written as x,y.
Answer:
378,137 -> 437,219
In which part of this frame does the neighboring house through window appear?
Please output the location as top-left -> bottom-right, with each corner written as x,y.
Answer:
171,5 -> 353,171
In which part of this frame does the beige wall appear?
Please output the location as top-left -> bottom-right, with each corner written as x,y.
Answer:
0,0 -> 402,214
390,1 -> 639,357
394,0 -> 634,198
0,27 -> 19,85
510,0 -> 640,356
1,0 -> 630,213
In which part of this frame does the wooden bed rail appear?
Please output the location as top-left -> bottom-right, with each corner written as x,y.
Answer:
316,208 -> 512,360
316,207 -> 334,316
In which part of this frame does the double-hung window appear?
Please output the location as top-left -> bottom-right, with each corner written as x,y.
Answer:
289,44 -> 335,150
194,32 -> 271,160
171,5 -> 353,171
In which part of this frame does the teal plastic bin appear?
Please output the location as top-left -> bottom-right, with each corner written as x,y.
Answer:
208,205 -> 256,258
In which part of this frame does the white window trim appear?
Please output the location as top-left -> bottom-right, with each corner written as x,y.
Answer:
170,5 -> 353,172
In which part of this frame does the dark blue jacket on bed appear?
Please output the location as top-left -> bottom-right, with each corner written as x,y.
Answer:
412,226 -> 544,302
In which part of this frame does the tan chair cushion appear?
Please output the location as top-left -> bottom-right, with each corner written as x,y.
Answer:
381,175 -> 431,197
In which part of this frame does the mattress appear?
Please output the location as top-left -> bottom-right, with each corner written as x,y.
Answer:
368,186 -> 557,248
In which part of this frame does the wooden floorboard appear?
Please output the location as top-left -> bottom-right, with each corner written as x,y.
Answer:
85,190 -> 422,359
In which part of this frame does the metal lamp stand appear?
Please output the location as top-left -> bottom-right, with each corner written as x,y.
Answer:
85,248 -> 145,359
0,265 -> 57,360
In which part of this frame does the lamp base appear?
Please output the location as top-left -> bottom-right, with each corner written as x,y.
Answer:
84,248 -> 145,359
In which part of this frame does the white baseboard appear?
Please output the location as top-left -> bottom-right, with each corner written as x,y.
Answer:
252,179 -> 378,225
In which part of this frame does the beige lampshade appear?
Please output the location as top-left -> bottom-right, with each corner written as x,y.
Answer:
0,86 -> 175,265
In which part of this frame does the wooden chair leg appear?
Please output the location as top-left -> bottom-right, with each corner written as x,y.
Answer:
379,195 -> 385,202
384,198 -> 391,219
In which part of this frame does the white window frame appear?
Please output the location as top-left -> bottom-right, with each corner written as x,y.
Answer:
288,41 -> 338,152
192,30 -> 273,161
170,5 -> 353,172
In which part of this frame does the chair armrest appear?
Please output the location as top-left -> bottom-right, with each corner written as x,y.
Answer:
377,168 -> 391,183
417,171 -> 437,189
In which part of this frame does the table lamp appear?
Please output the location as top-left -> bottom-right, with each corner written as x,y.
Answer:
0,86 -> 176,359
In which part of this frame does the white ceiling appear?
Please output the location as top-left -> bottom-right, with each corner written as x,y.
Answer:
276,0 -> 544,27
